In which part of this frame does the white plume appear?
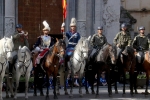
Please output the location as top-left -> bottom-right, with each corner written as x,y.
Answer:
42,20 -> 50,31
43,20 -> 49,28
61,22 -> 65,27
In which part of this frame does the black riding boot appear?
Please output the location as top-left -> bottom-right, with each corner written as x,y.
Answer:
9,62 -> 13,77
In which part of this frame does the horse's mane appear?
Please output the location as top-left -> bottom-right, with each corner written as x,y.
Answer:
125,46 -> 135,58
22,46 -> 32,57
74,37 -> 87,50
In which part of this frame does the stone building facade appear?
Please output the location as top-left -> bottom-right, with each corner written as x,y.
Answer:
121,0 -> 150,35
66,0 -> 120,44
0,0 -> 63,49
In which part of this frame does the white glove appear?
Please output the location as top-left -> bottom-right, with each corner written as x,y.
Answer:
32,47 -> 40,53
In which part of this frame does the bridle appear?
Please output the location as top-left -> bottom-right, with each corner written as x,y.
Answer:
17,50 -> 31,75
71,40 -> 89,63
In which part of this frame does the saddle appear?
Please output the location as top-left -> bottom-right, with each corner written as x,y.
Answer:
136,51 -> 144,64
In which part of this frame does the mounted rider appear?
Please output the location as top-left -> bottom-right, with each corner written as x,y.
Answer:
132,26 -> 150,70
89,26 -> 107,60
113,23 -> 132,58
32,21 -> 54,69
63,18 -> 80,71
9,24 -> 29,76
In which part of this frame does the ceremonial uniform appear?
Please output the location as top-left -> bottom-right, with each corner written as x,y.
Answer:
64,18 -> 80,71
32,21 -> 53,67
64,18 -> 80,57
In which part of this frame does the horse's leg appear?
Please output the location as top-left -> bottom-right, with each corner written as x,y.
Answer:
145,71 -> 149,95
106,68 -> 112,97
129,70 -> 134,96
53,75 -> 58,99
64,71 -> 68,95
56,77 -> 60,95
112,65 -> 118,94
46,73 -> 50,99
25,72 -> 30,100
133,72 -> 138,94
69,70 -> 74,98
0,72 -> 5,100
84,70 -> 89,94
122,70 -> 126,96
90,71 -> 95,94
6,77 -> 14,98
95,70 -> 100,98
33,67 -> 37,96
78,72 -> 83,97
14,72 -> 21,100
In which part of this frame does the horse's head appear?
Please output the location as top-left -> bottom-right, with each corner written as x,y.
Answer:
55,38 -> 66,58
100,43 -> 116,64
108,44 -> 117,64
79,36 -> 91,59
3,36 -> 14,62
17,46 -> 31,67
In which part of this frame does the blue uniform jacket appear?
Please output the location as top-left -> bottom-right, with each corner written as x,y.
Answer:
66,31 -> 80,48
33,36 -> 55,49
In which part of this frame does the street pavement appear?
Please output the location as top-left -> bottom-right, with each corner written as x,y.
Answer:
3,85 -> 150,100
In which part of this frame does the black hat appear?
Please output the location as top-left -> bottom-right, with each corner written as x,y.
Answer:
138,26 -> 145,31
97,26 -> 103,30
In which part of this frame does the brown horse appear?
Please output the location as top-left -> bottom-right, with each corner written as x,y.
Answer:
135,50 -> 150,95
115,46 -> 136,96
43,38 -> 66,99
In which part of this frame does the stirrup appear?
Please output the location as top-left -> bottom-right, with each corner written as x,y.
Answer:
57,73 -> 60,77
9,73 -> 12,78
88,65 -> 92,70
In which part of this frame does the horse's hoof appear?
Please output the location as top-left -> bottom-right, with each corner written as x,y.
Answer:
122,94 -> 126,97
11,95 -> 14,98
54,95 -> 58,99
40,93 -> 44,96
95,94 -> 99,98
79,94 -> 83,97
33,93 -> 37,96
115,91 -> 118,94
6,95 -> 9,98
92,91 -> 95,94
45,96 -> 49,100
57,92 -> 60,95
69,95 -> 73,98
25,98 -> 28,100
86,91 -> 89,94
135,90 -> 138,94
65,92 -> 68,95
145,92 -> 149,95
109,94 -> 112,97
13,98 -> 17,100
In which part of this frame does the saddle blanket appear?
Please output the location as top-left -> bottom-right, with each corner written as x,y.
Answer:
34,48 -> 49,67
66,47 -> 74,56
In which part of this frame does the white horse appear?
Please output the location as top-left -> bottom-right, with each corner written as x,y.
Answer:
6,46 -> 32,100
0,36 -> 14,100
64,36 -> 91,97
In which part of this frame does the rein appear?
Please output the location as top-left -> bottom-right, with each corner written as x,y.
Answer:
18,51 -> 31,75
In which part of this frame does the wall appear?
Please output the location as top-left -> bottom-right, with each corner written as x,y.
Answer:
18,0 -> 63,49
121,0 -> 150,34
4,0 -> 16,37
0,0 -> 4,38
66,0 -> 120,44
